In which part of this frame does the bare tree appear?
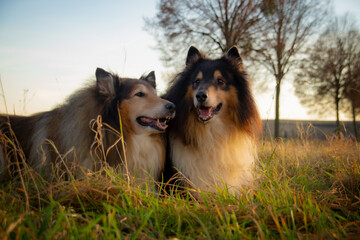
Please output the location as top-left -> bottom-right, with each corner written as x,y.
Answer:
294,15 -> 359,136
344,47 -> 360,139
344,78 -> 360,140
144,0 -> 262,70
252,0 -> 329,139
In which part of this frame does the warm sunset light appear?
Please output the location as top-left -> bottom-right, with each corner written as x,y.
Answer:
0,1 -> 359,238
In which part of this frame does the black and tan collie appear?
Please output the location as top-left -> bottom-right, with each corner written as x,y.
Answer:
0,68 -> 175,182
163,46 -> 261,194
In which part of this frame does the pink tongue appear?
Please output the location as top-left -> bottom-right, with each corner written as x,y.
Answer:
141,117 -> 153,123
199,108 -> 211,119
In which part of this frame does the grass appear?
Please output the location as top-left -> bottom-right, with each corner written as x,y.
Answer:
0,133 -> 359,239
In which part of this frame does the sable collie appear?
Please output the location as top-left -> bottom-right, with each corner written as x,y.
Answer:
163,46 -> 261,194
0,68 -> 175,182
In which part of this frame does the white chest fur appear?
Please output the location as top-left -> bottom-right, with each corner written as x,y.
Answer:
125,134 -> 165,181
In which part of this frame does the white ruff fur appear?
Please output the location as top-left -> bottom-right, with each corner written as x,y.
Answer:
124,133 -> 165,181
170,117 -> 256,194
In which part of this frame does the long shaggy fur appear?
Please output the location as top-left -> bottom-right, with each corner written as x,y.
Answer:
163,46 -> 261,194
0,68 -> 175,182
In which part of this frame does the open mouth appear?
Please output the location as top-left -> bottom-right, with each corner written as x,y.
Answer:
136,116 -> 173,131
197,103 -> 222,122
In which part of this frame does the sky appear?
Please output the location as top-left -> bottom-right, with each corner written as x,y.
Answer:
0,0 -> 359,120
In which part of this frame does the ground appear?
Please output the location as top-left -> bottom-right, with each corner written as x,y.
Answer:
0,136 -> 359,239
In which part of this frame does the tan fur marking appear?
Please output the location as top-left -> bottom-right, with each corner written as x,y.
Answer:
121,83 -> 171,135
185,85 -> 194,103
213,70 -> 223,81
195,71 -> 203,82
219,86 -> 240,126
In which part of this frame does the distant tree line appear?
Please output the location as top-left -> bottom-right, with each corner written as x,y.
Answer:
145,0 -> 359,140
295,15 -> 360,139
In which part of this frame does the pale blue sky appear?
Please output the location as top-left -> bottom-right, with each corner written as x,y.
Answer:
0,0 -> 359,119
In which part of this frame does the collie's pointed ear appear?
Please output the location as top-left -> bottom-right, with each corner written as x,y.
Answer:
186,46 -> 204,66
95,68 -> 116,99
141,71 -> 156,88
225,46 -> 243,67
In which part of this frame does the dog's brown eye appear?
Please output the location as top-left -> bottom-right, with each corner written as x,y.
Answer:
135,92 -> 145,97
193,79 -> 201,86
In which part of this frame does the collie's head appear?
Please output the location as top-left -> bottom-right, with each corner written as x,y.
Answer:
165,46 -> 261,138
95,68 -> 175,135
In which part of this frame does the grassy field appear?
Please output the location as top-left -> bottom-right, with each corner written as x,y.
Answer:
0,135 -> 359,239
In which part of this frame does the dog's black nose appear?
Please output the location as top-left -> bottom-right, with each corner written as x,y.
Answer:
196,91 -> 207,103
165,102 -> 176,113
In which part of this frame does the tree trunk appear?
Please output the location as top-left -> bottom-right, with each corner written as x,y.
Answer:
335,94 -> 340,137
352,101 -> 359,141
335,79 -> 340,137
275,82 -> 281,139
